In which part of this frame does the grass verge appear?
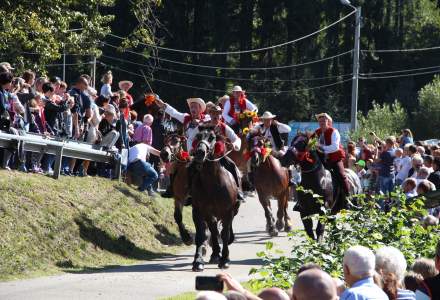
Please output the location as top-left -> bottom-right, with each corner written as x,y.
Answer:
0,170 -> 193,281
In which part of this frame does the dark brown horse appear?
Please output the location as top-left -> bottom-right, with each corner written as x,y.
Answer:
160,134 -> 192,245
249,135 -> 292,236
191,129 -> 238,271
281,133 -> 362,240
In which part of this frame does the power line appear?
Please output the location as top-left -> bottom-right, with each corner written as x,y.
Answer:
102,42 -> 353,71
98,60 -> 351,94
101,54 -> 353,82
107,9 -> 356,56
361,45 -> 440,53
360,69 -> 440,79
360,65 -> 440,76
46,61 -> 94,67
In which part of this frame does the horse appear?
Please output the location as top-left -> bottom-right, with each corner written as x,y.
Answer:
191,128 -> 238,271
248,135 -> 292,236
160,134 -> 193,246
281,132 -> 362,241
228,112 -> 257,192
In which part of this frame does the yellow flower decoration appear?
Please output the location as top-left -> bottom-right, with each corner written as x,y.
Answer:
242,127 -> 250,135
239,113 -> 245,120
245,111 -> 253,118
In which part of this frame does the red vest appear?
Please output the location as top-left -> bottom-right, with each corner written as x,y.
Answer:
314,127 -> 345,162
183,113 -> 205,130
228,95 -> 247,120
214,122 -> 227,136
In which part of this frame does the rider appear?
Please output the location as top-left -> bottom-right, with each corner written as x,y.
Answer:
314,113 -> 350,194
205,104 -> 244,200
222,85 -> 258,132
155,97 -> 210,198
252,111 -> 291,156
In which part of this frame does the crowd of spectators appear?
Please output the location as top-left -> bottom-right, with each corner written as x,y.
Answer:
344,131 -> 440,220
198,241 -> 440,300
0,62 -> 163,192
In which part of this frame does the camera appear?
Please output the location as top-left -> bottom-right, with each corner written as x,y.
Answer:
195,276 -> 224,291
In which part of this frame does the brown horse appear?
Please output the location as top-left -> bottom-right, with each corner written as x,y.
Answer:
191,129 -> 238,271
160,134 -> 193,245
249,135 -> 292,236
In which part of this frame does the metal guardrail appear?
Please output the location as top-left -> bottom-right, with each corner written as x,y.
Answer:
0,132 -> 121,180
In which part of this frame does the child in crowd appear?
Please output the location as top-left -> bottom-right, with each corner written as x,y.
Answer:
402,177 -> 417,198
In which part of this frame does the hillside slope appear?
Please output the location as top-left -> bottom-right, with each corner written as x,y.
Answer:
0,170 -> 192,280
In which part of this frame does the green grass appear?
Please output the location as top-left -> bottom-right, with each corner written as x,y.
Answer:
161,281 -> 260,300
0,170 -> 193,281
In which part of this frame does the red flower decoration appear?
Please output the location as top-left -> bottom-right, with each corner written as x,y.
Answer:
179,151 -> 190,161
144,94 -> 156,106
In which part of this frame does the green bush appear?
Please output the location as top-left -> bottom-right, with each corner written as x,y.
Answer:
413,76 -> 440,139
249,191 -> 440,289
350,100 -> 408,142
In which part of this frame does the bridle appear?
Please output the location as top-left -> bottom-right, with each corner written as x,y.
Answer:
163,134 -> 189,163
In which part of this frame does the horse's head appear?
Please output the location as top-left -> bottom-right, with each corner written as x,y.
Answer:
194,128 -> 217,163
290,132 -> 310,153
160,134 -> 185,163
249,135 -> 268,168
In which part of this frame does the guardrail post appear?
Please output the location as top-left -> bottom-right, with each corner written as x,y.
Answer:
114,153 -> 122,181
52,145 -> 64,179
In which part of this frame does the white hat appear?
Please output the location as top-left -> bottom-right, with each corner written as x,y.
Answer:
315,113 -> 333,122
118,80 -> 134,90
217,95 -> 230,102
0,62 -> 14,70
260,111 -> 277,119
231,85 -> 244,92
187,98 -> 206,112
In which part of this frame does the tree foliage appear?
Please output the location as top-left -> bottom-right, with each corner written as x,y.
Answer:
249,192 -> 440,289
413,75 -> 440,139
350,100 -> 408,142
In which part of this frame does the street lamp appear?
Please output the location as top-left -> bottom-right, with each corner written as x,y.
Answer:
341,0 -> 361,131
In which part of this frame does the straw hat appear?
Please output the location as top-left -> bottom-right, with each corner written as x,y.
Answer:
217,95 -> 230,103
209,105 -> 222,114
118,80 -> 134,89
187,98 -> 206,112
231,85 -> 244,92
315,113 -> 333,122
260,111 -> 277,119
205,101 -> 216,111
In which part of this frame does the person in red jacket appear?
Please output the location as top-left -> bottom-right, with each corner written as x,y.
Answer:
314,113 -> 350,194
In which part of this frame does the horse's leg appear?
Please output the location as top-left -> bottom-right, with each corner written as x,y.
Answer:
275,195 -> 285,232
192,206 -> 207,272
258,192 -> 277,236
282,190 -> 293,232
174,200 -> 192,245
316,217 -> 325,243
206,219 -> 221,264
300,211 -> 315,240
219,213 -> 233,269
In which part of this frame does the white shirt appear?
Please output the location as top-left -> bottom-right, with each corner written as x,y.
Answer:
318,129 -> 341,154
165,104 -> 210,152
254,122 -> 291,151
222,98 -> 258,125
214,122 -> 242,151
128,143 -> 154,164
100,83 -> 112,98
396,156 -> 412,181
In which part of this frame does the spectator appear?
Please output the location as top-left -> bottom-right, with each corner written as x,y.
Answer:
394,148 -> 404,174
396,145 -> 417,185
82,91 -> 102,176
95,95 -> 110,115
417,241 -> 440,299
424,155 -> 434,173
412,258 -> 439,280
41,82 -> 70,136
69,76 -> 92,140
403,272 -> 424,292
340,245 -> 388,300
400,129 -> 414,147
376,137 -> 395,197
375,246 -> 416,299
359,137 -> 374,161
292,269 -> 337,300
355,159 -> 366,178
408,155 -> 424,178
0,72 -> 13,132
422,215 -> 439,228
402,178 -> 417,198
416,179 -> 435,195
296,262 -> 322,275
428,157 -> 440,190
196,291 -> 227,300
98,105 -> 120,150
346,141 -> 357,169
258,288 -> 290,300
416,167 -> 431,183
217,273 -> 261,300
100,71 -> 113,99
133,114 -> 153,145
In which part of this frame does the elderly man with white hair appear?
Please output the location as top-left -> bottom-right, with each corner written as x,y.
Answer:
375,246 -> 415,299
340,245 -> 388,300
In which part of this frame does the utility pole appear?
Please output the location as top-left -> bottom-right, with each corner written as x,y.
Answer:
350,7 -> 361,131
62,45 -> 66,82
92,56 -> 97,88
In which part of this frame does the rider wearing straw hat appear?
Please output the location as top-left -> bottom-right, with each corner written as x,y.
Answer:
253,111 -> 291,156
155,97 -> 211,198
222,85 -> 257,131
314,113 -> 350,194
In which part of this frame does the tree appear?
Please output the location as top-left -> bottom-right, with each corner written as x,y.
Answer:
413,75 -> 440,139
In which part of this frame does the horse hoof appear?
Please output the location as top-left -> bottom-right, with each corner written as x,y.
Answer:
182,232 -> 193,246
276,220 -> 284,231
218,260 -> 230,269
192,262 -> 204,272
209,255 -> 221,264
269,229 -> 279,237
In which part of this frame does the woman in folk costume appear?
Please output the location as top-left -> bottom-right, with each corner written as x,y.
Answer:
314,113 -> 350,194
222,85 -> 257,131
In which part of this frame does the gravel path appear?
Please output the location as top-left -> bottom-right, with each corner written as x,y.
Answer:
0,195 -> 302,300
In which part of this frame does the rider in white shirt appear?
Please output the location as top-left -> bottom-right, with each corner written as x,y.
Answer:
252,111 -> 291,156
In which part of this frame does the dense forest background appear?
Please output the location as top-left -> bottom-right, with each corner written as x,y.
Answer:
3,0 -> 440,124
